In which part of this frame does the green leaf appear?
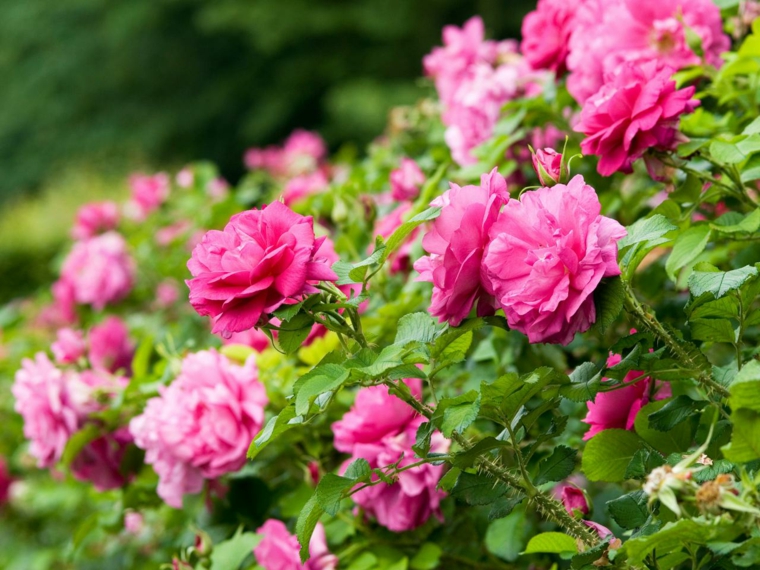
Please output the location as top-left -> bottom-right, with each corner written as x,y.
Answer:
395,312 -> 438,345
571,538 -> 612,569
130,335 -> 154,380
728,359 -> 760,412
649,396 -> 706,431
489,495 -> 525,520
582,429 -> 644,482
248,405 -> 302,459
440,392 -> 481,437
534,445 -> 577,485
61,424 -> 102,467
358,344 -> 406,377
294,364 -> 349,416
277,313 -> 314,354
437,331 -> 473,367
670,173 -> 703,203
743,116 -> 760,135
624,448 -> 666,480
559,362 -> 603,402
272,301 -> 304,321
635,400 -> 692,456
690,318 -> 737,343
619,214 -> 677,250
593,277 -> 625,334
344,458 -> 371,480
485,510 -> 528,562
666,225 -> 712,280
315,473 -> 353,516
410,543 -> 443,570
722,408 -> 760,462
607,490 -> 650,530
451,472 -> 507,505
523,532 -> 578,555
381,207 -> 440,264
711,209 -> 760,234
210,528 -> 260,570
450,437 -> 509,469
296,493 -> 324,563
710,140 -> 746,164
688,296 -> 739,320
688,266 -> 759,299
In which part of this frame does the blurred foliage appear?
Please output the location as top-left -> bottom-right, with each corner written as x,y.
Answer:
0,0 -> 534,203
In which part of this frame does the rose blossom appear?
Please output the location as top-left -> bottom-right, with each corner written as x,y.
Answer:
555,483 -> 589,516
567,0 -> 729,103
333,379 -> 449,532
483,175 -> 626,345
244,130 -> 326,178
126,172 -> 170,220
532,148 -> 563,186
129,350 -> 268,508
71,428 -> 133,491
71,201 -> 120,240
414,168 -> 507,326
124,511 -> 144,535
51,328 -> 87,364
574,61 -> 699,176
390,158 -> 425,201
156,280 -> 180,308
88,316 -> 134,374
282,170 -> 329,206
253,520 -> 337,570
521,0 -> 581,74
583,353 -> 671,440
186,202 -> 338,337
0,458 -> 12,505
60,232 -> 135,310
220,328 -> 271,352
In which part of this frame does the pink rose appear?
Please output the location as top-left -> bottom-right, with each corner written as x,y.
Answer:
126,173 -> 170,220
71,201 -> 120,240
414,168 -> 507,326
88,316 -> 134,374
372,202 -> 419,274
483,175 -> 626,345
245,146 -> 286,175
51,328 -> 87,365
156,220 -> 192,247
254,520 -> 337,570
531,148 -> 563,186
0,457 -> 12,505
124,511 -> 144,535
129,350 -> 268,507
521,0 -> 581,74
156,280 -> 180,308
390,158 -> 425,201
60,232 -> 135,310
12,353 -> 86,467
567,0 -> 729,103
582,353 -> 671,440
574,61 -> 699,176
282,171 -> 329,206
555,483 -> 589,516
71,428 -> 133,491
220,327 -> 271,352
48,278 -> 78,326
283,129 -> 327,171
176,168 -> 194,188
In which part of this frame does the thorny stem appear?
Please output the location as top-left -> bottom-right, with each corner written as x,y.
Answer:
622,281 -> 730,399
380,379 -> 601,546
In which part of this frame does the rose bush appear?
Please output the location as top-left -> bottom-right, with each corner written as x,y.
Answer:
5,2 -> 760,569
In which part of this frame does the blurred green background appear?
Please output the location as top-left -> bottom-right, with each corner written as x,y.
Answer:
0,0 -> 534,302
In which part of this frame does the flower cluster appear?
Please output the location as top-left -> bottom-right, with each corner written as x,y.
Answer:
53,316 -> 135,374
254,520 -> 337,570
129,350 -> 268,507
332,379 -> 449,532
126,173 -> 171,221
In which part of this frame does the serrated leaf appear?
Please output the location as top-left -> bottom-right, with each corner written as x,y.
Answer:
315,473 -> 353,516
450,437 -> 509,469
248,405 -> 301,459
624,448 -> 666,480
523,532 -> 578,555
381,207 -> 440,264
358,344 -> 405,377
451,472 -> 507,505
649,396 -> 706,431
688,266 -> 759,299
722,408 -> 760,462
593,277 -> 625,333
710,140 -> 746,164
666,225 -> 712,280
559,362 -> 603,402
535,445 -> 577,485
690,318 -> 737,343
618,215 -> 677,250
711,209 -> 760,234
728,359 -> 760,412
277,313 -> 314,354
607,490 -> 650,530
488,495 -> 524,520
209,528 -> 261,570
294,364 -> 349,415
395,312 -> 438,345
440,392 -> 480,437
344,458 -> 371,481
571,538 -> 611,569
296,494 -> 324,563
582,429 -> 644,482
635,400 -> 692,456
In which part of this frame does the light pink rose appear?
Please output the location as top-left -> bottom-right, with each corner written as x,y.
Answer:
245,146 -> 286,175
582,353 -> 671,440
283,170 -> 329,206
390,158 -> 425,201
372,202 -> 419,274
156,220 -> 192,247
220,328 -> 271,352
574,61 -> 699,176
126,173 -> 170,220
532,148 -> 563,186
156,280 -> 180,308
12,353 -> 87,467
71,201 -> 120,240
244,130 -> 326,178
51,328 -> 87,364
129,350 -> 268,508
124,511 -> 144,535
483,175 -> 626,345
254,520 -> 337,570
88,316 -> 134,374
71,428 -> 133,491
60,232 -> 135,310
207,178 -> 229,201
186,202 -> 338,337
333,379 -> 449,532
521,0 -> 581,74
567,0 -> 729,103
47,278 -> 78,326
176,168 -> 194,188
414,168 -> 507,326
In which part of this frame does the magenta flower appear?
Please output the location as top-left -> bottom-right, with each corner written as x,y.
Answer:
60,232 -> 135,310
282,170 -> 329,206
51,328 -> 87,365
71,201 -> 119,240
126,172 -> 170,220
521,0 -> 581,74
244,129 -> 326,178
390,158 -> 425,201
483,175 -> 626,345
220,328 -> 271,352
583,353 -> 671,440
531,148 -> 563,186
129,350 -> 268,508
186,202 -> 338,337
71,428 -> 133,491
574,61 -> 699,176
556,483 -> 590,516
0,457 -> 12,506
253,520 -> 337,570
88,316 -> 134,374
414,169 -> 507,326
567,0 -> 728,103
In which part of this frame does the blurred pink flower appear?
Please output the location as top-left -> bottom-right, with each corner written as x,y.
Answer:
156,280 -> 180,308
283,170 -> 329,206
60,232 -> 135,310
0,457 -> 13,506
521,0 -> 581,74
129,350 -> 268,507
186,202 -> 337,337
71,201 -> 120,240
176,168 -> 194,188
483,175 -> 626,345
88,316 -> 134,374
71,428 -> 133,491
390,158 -> 425,201
414,169 -> 507,326
574,61 -> 698,176
372,202 -> 419,274
126,173 -> 170,220
156,220 -> 192,247
51,328 -> 87,365
254,519 -> 337,570
124,511 -> 144,534
220,328 -> 271,352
